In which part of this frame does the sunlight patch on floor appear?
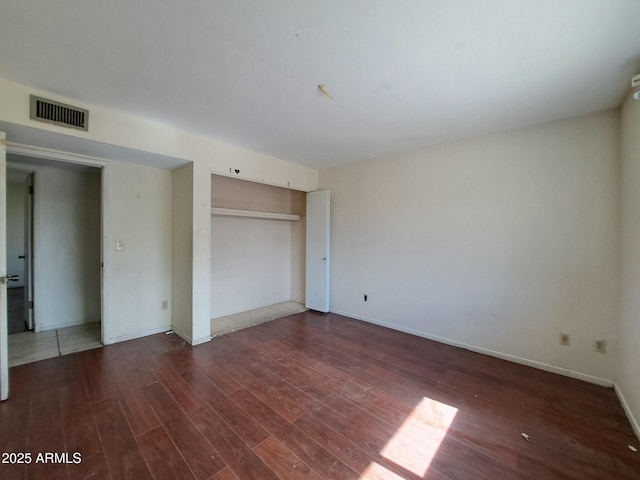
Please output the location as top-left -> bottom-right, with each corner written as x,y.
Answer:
359,461 -> 406,479
373,397 -> 458,478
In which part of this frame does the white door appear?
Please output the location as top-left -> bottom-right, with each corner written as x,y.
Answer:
305,190 -> 330,312
24,177 -> 34,330
0,131 -> 9,401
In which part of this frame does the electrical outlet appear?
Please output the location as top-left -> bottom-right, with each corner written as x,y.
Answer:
559,333 -> 570,346
161,300 -> 169,310
593,340 -> 607,353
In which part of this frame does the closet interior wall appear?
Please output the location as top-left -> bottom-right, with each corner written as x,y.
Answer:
210,174 -> 306,323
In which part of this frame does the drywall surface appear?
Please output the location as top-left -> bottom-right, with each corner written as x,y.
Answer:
290,190 -> 307,303
619,86 -> 640,434
172,163 -> 194,342
191,161 -> 213,344
212,174 -> 298,212
0,79 -> 320,345
105,161 -> 172,343
35,166 -> 101,330
211,216 -> 292,317
6,180 -> 27,287
321,110 -> 620,382
291,216 -> 306,303
0,78 -> 319,191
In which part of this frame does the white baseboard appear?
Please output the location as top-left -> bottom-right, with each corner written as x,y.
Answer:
212,299 -> 296,319
39,319 -> 101,332
170,326 -> 191,344
614,383 -> 640,441
331,309 -> 613,388
105,325 -> 171,345
191,334 -> 212,346
170,325 -> 211,346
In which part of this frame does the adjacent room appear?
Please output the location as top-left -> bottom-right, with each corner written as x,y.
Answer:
1,1 -> 640,479
5,155 -> 102,367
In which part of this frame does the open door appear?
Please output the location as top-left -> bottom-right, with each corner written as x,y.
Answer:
24,175 -> 34,330
305,190 -> 330,312
1,131 -> 9,401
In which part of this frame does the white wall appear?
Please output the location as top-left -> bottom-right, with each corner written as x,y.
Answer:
105,161 -> 172,343
0,78 -> 320,345
618,85 -> 640,436
6,180 -> 27,288
35,166 -> 101,330
321,110 -> 620,384
172,163 -> 194,342
0,78 -> 318,192
211,217 -> 291,317
291,217 -> 306,303
190,161 -> 214,344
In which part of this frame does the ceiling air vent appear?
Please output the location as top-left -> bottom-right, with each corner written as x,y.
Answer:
29,95 -> 89,131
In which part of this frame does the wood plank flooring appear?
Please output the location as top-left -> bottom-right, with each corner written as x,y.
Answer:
1,311 -> 638,479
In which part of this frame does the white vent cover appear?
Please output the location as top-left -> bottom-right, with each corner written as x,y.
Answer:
29,95 -> 89,131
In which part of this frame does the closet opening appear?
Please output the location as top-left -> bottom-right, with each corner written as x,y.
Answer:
210,174 -> 307,336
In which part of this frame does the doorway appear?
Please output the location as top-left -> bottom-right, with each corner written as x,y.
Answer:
6,155 -> 103,367
6,169 -> 32,335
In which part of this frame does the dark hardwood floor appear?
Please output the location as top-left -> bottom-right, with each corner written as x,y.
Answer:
1,311 -> 638,479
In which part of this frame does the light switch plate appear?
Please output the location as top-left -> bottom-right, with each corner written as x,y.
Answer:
115,240 -> 125,251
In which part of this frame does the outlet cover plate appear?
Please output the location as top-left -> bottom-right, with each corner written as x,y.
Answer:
593,340 -> 607,353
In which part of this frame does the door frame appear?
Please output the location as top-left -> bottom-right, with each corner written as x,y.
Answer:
6,143 -> 110,346
1,131 -> 8,400
25,172 -> 34,330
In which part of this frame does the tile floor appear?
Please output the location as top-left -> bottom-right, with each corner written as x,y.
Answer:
8,321 -> 102,367
211,301 -> 307,336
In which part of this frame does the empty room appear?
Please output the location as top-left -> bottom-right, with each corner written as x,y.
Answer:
1,1 -> 640,479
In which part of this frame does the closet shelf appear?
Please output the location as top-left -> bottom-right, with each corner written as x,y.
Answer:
211,207 -> 301,221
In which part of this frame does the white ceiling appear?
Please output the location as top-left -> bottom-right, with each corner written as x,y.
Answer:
1,0 -> 639,169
